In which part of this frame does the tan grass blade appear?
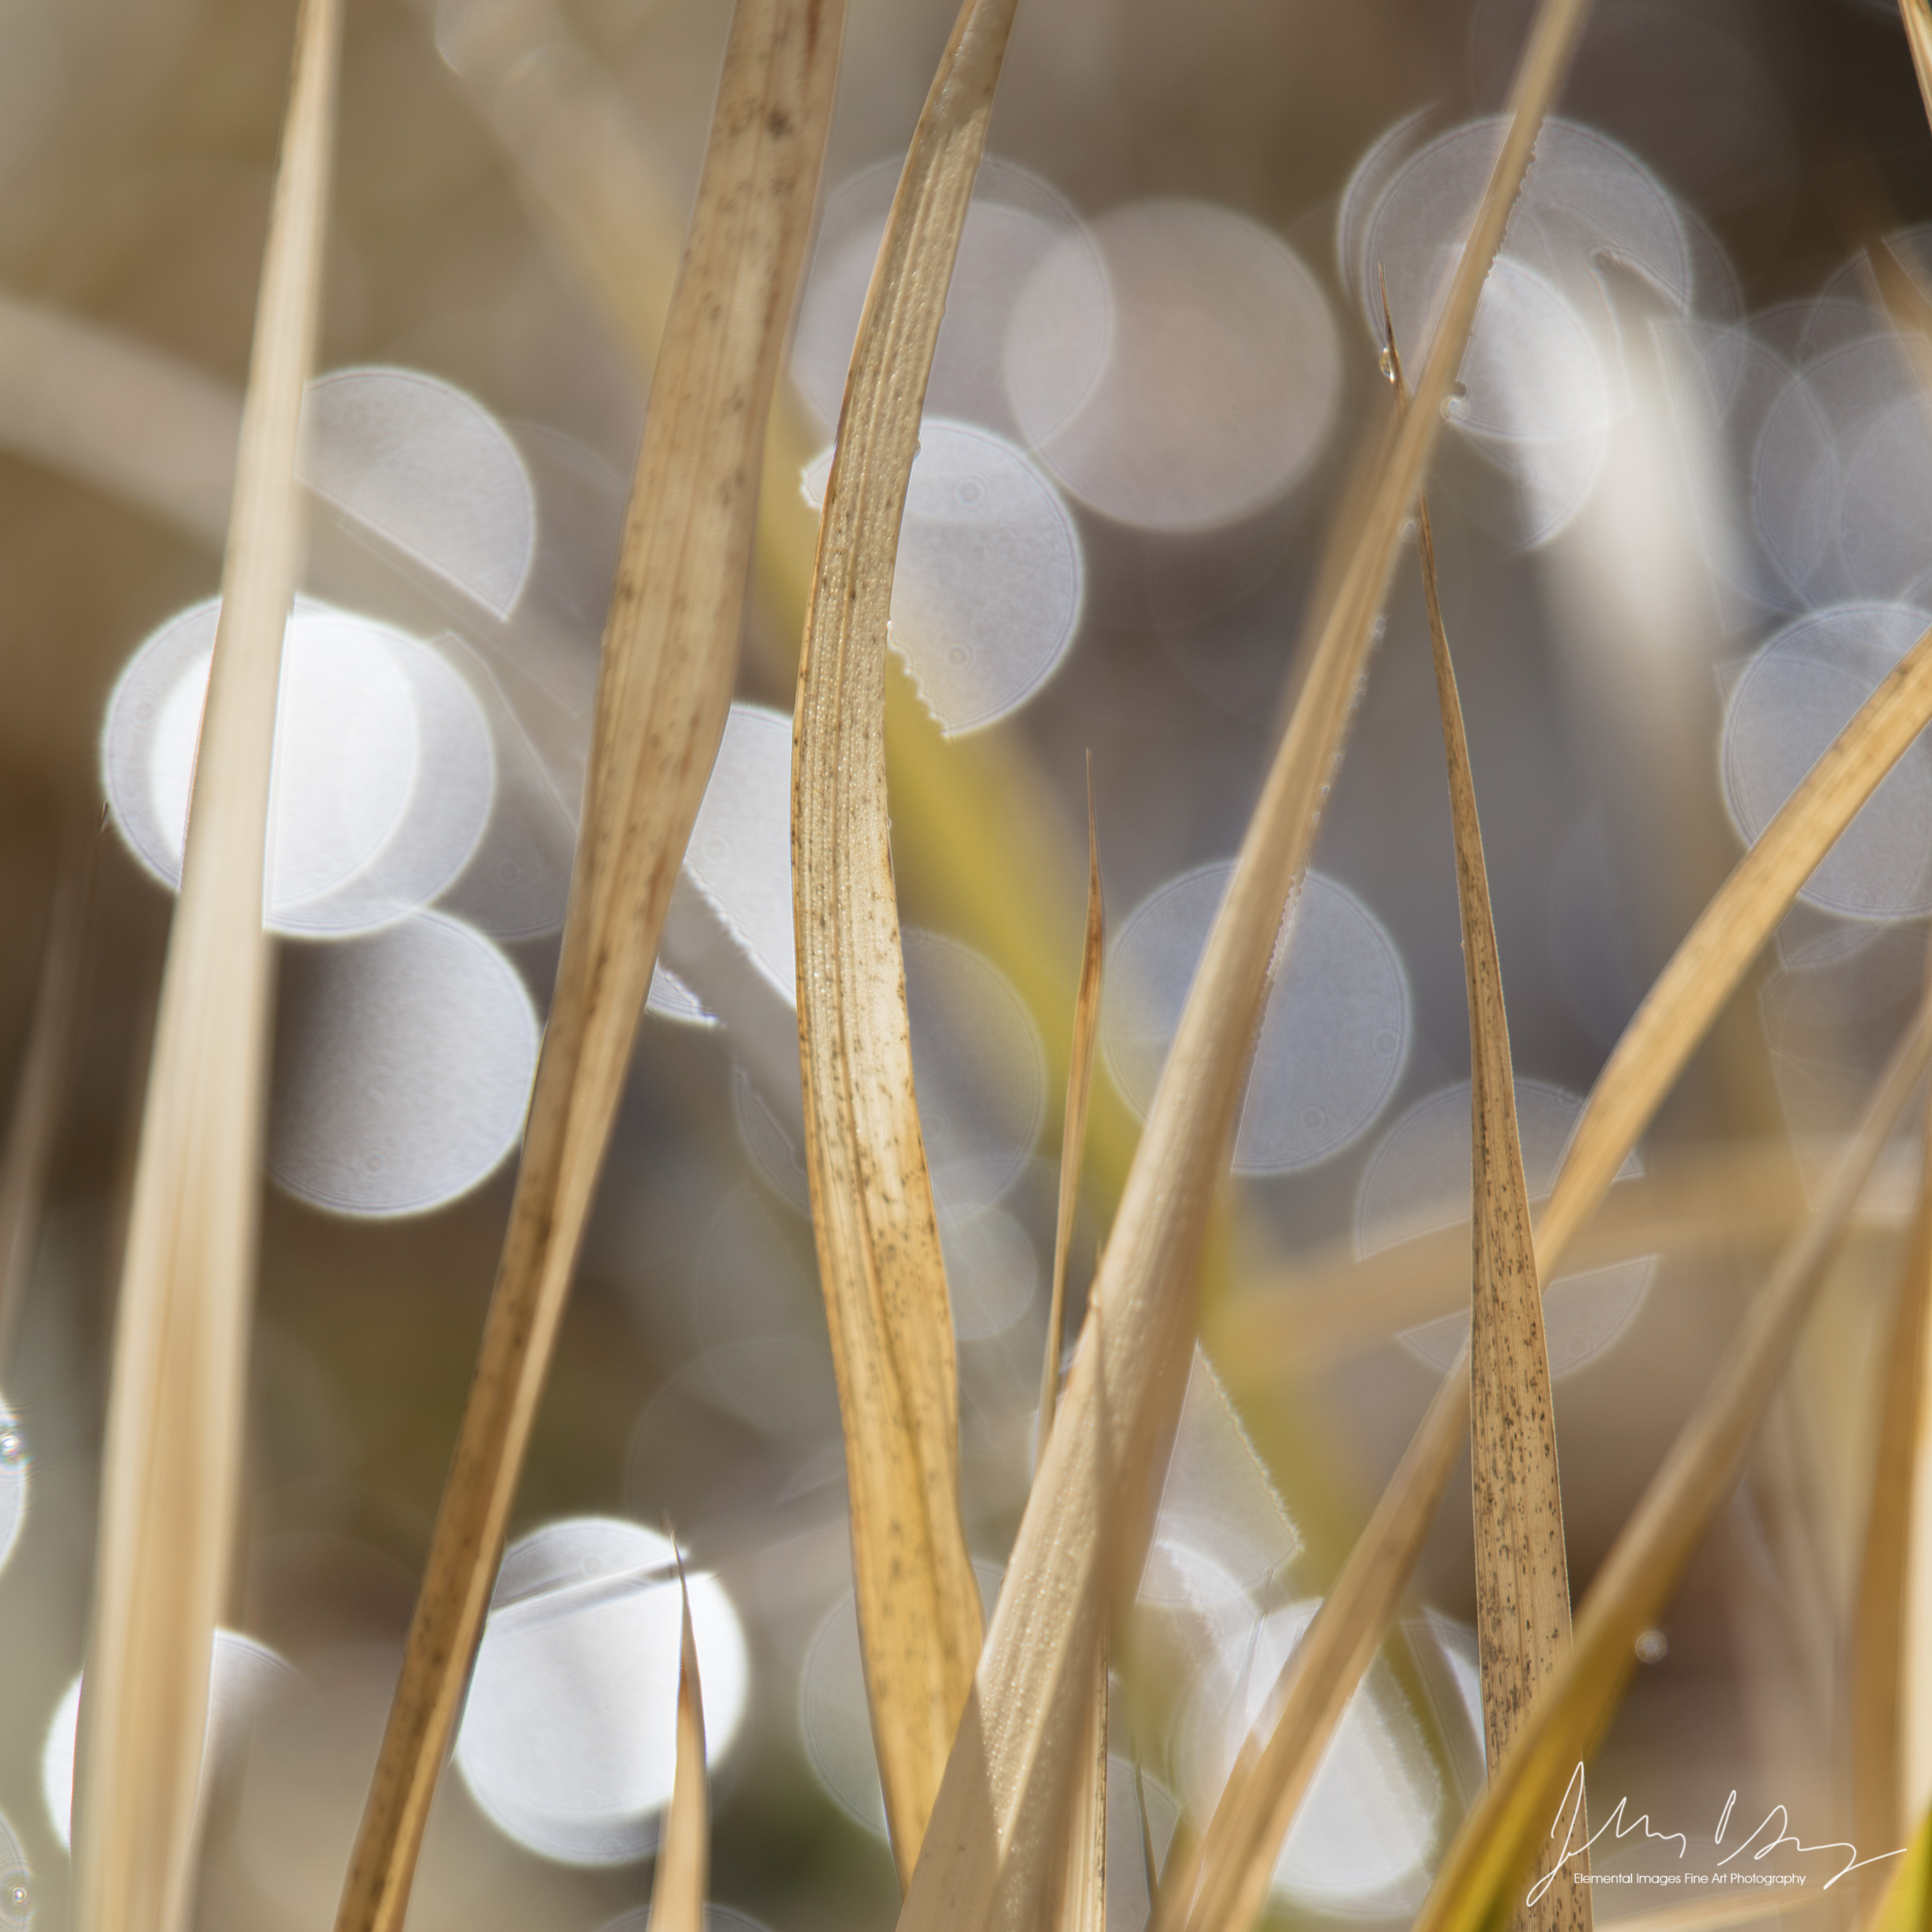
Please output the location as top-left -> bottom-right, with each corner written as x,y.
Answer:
648,1551 -> 709,1932
1402,318 -> 1587,1931
0,829 -> 92,1377
1413,975 -> 1932,1932
332,6 -> 845,1928
1852,1082 -> 1932,1853
70,5 -> 342,1931
788,0 -> 1025,1875
1038,755 -> 1105,1462
1901,0 -> 1932,133
1046,1637 -> 1108,1932
1166,613 -> 1932,1932
895,1 -> 1596,1925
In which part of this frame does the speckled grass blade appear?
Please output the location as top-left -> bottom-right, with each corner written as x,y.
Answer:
1400,310 -> 1588,1932
332,4 -> 845,1926
71,6 -> 341,1932
788,0 -> 1023,1875
1413,972 -> 1932,1932
1162,616 -> 1932,1932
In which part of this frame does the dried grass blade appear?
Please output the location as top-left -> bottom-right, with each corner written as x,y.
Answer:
1166,616 -> 1932,1932
896,0 -> 1596,1924
71,5 -> 342,1931
333,7 -> 845,1927
789,0 -> 1022,1875
1407,364 -> 1587,1928
1048,1640 -> 1108,1932
0,829 -> 92,1377
1413,977 -> 1932,1932
1900,0 -> 1932,133
648,1553 -> 709,1932
1038,755 -> 1104,1462
1853,1084 -> 1932,1854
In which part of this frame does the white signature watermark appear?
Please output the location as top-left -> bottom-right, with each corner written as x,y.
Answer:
1526,1765 -> 1906,1907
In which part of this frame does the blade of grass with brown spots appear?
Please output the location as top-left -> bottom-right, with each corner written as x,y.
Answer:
1037,755 -> 1104,1463
1401,307 -> 1589,1932
332,4 -> 846,1927
1414,969 -> 1932,1932
788,0 -> 1028,1876
1160,633 -> 1932,1932
71,5 -> 342,1932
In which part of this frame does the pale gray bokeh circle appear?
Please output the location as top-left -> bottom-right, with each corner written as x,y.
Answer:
792,158 -> 1105,440
1356,1080 -> 1653,1377
1722,603 -> 1932,920
1103,866 -> 1409,1174
301,365 -> 536,617
269,912 -> 538,1217
1006,200 -> 1340,532
801,423 -> 1084,732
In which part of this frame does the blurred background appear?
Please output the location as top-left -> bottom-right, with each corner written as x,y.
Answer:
1,0 -> 1931,1925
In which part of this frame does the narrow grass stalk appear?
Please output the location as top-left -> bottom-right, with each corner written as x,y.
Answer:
1163,622 -> 1932,1932
1852,1080 -> 1932,1852
333,5 -> 845,1926
71,6 -> 342,1932
1404,331 -> 1587,1929
1037,755 -> 1104,1463
896,0 -> 1598,1924
1046,1639 -> 1108,1932
1900,0 -> 1932,131
1415,977 -> 1932,1932
788,0 -> 1023,1873
0,828 -> 92,1377
648,1556 -> 709,1932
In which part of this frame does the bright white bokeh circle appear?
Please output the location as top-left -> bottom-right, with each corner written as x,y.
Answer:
101,597 -> 494,938
455,1517 -> 749,1867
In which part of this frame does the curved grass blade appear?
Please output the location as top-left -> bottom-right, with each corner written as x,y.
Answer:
1401,314 -> 1588,1932
1415,973 -> 1932,1932
649,1550 -> 709,1932
71,6 -> 342,1932
333,6 -> 846,1927
895,1 -> 1597,1925
1853,1082 -> 1932,1855
1038,755 -> 1104,1463
789,0 -> 1026,1874
1162,629 -> 1932,1932
0,827 -> 92,1378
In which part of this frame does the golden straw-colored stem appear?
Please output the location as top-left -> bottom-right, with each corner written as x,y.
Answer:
72,6 -> 342,1932
332,2 -> 845,1925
